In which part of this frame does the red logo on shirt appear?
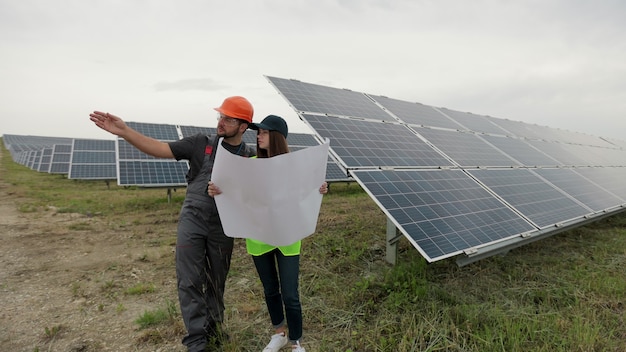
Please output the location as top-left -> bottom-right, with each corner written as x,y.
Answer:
205,145 -> 213,155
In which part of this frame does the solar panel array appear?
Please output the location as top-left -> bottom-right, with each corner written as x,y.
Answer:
266,75 -> 626,264
3,135 -> 73,172
2,121 -> 348,188
117,122 -> 348,186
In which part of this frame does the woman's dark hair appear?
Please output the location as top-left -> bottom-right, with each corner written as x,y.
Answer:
256,130 -> 290,158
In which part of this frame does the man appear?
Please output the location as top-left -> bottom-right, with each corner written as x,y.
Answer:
89,96 -> 256,351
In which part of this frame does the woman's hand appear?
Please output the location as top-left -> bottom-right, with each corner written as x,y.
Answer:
207,181 -> 222,197
319,182 -> 328,194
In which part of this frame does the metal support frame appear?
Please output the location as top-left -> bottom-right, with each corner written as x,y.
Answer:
386,217 -> 399,265
456,207 -> 626,267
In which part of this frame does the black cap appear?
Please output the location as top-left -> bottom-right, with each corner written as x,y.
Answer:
248,115 -> 288,138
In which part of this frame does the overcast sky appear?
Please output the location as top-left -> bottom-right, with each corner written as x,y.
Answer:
1,0 -> 625,142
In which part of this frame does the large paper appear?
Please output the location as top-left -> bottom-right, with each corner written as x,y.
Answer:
211,138 -> 330,246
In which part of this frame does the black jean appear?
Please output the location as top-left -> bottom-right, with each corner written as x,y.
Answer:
252,249 -> 302,343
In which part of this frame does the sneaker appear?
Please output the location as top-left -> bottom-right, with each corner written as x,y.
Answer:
291,341 -> 305,352
262,332 -> 289,352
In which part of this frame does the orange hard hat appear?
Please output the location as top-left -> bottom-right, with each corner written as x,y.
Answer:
213,96 -> 254,123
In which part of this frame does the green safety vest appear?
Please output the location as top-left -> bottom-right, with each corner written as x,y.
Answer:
246,238 -> 301,256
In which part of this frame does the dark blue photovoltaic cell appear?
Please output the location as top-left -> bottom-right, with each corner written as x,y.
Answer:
351,169 -> 536,261
302,114 -> 453,168
533,168 -> 623,212
415,128 -> 518,167
267,76 -> 389,120
469,169 -> 591,228
369,95 -> 462,130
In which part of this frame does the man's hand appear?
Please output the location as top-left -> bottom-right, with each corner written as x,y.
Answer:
89,111 -> 128,136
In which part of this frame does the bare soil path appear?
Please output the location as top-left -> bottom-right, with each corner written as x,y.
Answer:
0,150 -> 186,351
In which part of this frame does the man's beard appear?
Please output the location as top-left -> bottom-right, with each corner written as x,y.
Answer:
217,129 -> 238,139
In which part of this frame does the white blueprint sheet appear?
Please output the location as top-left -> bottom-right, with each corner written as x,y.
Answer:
211,138 -> 329,246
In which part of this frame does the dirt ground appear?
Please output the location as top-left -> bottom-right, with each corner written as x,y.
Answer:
0,162 -> 188,351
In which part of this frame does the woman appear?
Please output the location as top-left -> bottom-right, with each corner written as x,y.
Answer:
208,114 -> 328,352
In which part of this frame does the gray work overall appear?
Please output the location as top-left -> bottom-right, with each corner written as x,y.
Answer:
176,137 -> 249,351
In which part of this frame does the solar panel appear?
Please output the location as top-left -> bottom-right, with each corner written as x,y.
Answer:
267,76 -> 389,121
415,128 -> 518,167
2,134 -> 72,170
487,118 -> 547,140
179,125 -> 214,138
118,122 -> 349,186
533,168 -> 624,212
68,139 -> 117,180
267,75 -> 626,265
118,160 -> 188,187
301,114 -> 454,168
597,147 -> 626,167
525,140 -> 595,167
438,108 -> 509,135
37,147 -> 53,172
285,132 -> 319,146
241,130 -> 257,145
116,122 -> 186,187
178,124 -> 257,144
481,135 -> 560,167
369,95 -> 462,130
289,145 -> 349,182
49,144 -> 72,174
549,129 -> 616,148
351,169 -> 536,261
604,137 -> 626,149
30,150 -> 42,170
468,169 -> 591,228
26,150 -> 37,169
573,167 -> 626,201
127,121 -> 179,140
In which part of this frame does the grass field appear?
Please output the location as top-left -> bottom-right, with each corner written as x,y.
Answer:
2,142 -> 625,351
